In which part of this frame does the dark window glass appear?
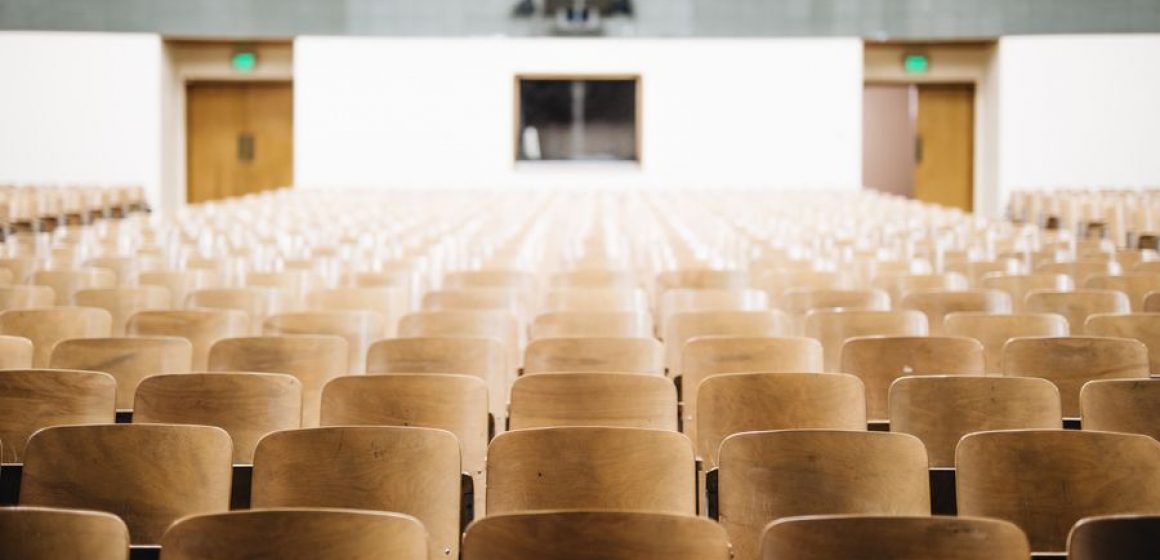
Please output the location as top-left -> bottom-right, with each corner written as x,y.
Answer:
518,78 -> 637,161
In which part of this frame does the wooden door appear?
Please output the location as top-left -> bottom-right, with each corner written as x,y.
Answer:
187,82 -> 293,203
914,84 -> 973,212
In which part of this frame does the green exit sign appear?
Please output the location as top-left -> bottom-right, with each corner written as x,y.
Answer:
903,53 -> 930,74
232,51 -> 257,72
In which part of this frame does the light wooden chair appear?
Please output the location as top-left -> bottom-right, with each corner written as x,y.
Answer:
944,258 -> 1022,288
0,507 -> 130,560
33,268 -> 116,305
718,430 -> 930,560
890,376 -> 1062,467
899,289 -> 1012,335
509,373 -> 676,431
188,287 -> 288,335
75,286 -> 171,336
530,311 -> 653,339
134,372 -> 302,463
778,288 -> 890,332
487,427 -> 695,515
804,309 -> 929,372
760,515 -> 1031,560
366,337 -> 508,424
161,508 -> 427,560
0,256 -> 46,285
0,335 -> 34,369
0,285 -> 55,311
1002,336 -> 1149,418
871,272 -> 968,304
1146,291 -> 1160,311
1036,260 -> 1122,286
697,372 -> 865,466
1025,289 -> 1131,333
981,273 -> 1073,312
306,286 -> 407,337
423,288 -> 525,320
660,288 -> 768,329
657,268 -> 747,294
20,424 -> 232,544
1080,379 -> 1160,440
550,269 -> 638,289
524,337 -> 663,375
543,288 -> 646,312
1068,515 -> 1160,560
84,256 -> 144,286
757,270 -> 848,306
0,307 -> 112,367
0,369 -> 115,462
321,374 -> 489,512
956,429 -> 1160,553
463,511 -> 732,560
263,311 -> 385,374
126,309 -> 249,371
664,310 -> 792,375
398,310 -> 521,372
1085,273 -> 1160,311
244,270 -> 315,309
1084,313 -> 1160,373
49,336 -> 193,409
251,426 -> 461,559
139,269 -> 220,308
208,335 -> 347,427
944,312 -> 1069,373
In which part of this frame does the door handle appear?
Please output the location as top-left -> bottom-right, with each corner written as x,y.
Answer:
237,133 -> 255,162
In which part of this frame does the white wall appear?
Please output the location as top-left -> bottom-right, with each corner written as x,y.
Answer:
998,35 -> 1160,204
0,32 -> 163,204
294,37 -> 863,190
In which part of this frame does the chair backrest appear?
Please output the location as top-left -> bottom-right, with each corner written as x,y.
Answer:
0,507 -> 130,560
126,309 -> 249,371
524,337 -> 663,375
365,337 -> 508,421
1068,515 -> 1160,560
1085,273 -> 1160,311
1002,336 -> 1150,417
659,288 -> 768,327
187,287 -> 290,335
139,269 -> 219,308
509,373 -> 676,431
50,336 -> 193,409
161,508 -> 428,560
208,335 -> 347,427
804,309 -> 929,372
422,288 -> 525,320
0,369 -> 115,462
719,430 -> 930,560
956,429 -> 1160,553
1036,260 -> 1122,286
0,334 -> 34,369
398,310 -> 521,372
899,289 -> 1012,335
263,310 -> 385,374
0,307 -> 112,367
20,424 -> 232,544
981,273 -> 1073,312
305,286 -> 407,337
1080,379 -> 1160,440
0,285 -> 56,311
872,272 -> 969,304
251,426 -> 461,559
944,312 -> 1069,373
75,286 -> 170,335
530,311 -> 652,339
463,511 -> 732,560
760,515 -> 1031,560
134,372 -> 302,463
664,310 -> 792,374
656,268 -> 746,294
550,269 -> 638,289
1084,313 -> 1160,374
1025,289 -> 1131,333
487,427 -> 695,516
779,288 -> 890,328
33,268 -> 116,305
840,335 -> 984,421
543,288 -> 646,312
890,375 -> 1062,467
697,372 -> 865,466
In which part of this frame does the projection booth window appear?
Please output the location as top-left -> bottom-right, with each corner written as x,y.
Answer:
516,76 -> 639,162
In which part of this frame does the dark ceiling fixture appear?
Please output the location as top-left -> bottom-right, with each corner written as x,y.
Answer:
513,0 -> 635,35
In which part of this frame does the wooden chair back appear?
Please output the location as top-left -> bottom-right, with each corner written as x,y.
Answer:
550,269 -> 638,289
305,286 -> 407,337
804,309 -> 929,372
1085,313 -> 1160,373
944,312 -> 1069,373
50,336 -> 193,409
981,273 -> 1073,312
0,334 -> 33,369
1025,289 -> 1131,333
899,289 -> 1012,335
187,287 -> 288,335
263,311 -> 385,374
0,507 -> 130,560
524,337 -> 663,375
840,335 -> 984,421
760,515 -> 1030,560
366,337 -> 507,422
1068,515 -> 1160,560
0,307 -> 112,367
139,269 -> 220,308
398,310 -> 521,371
1003,336 -> 1150,417
75,286 -> 170,335
543,288 -> 646,312
33,268 -> 116,305
510,373 -> 676,431
126,309 -> 249,371
1080,379 -> 1160,440
0,285 -> 55,311
872,272 -> 968,304
664,310 -> 792,374
530,311 -> 652,339
1086,273 -> 1160,311
0,369 -> 115,462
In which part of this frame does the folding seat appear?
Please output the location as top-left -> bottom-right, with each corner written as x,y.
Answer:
778,288 -> 889,334
0,285 -> 55,311
0,307 -> 112,367
139,269 -> 220,308
126,309 -> 249,370
956,430 -> 1160,553
251,426 -> 461,559
1146,291 -> 1160,311
944,312 -> 1069,373
981,273 -> 1073,312
0,335 -> 33,369
244,270 -> 316,309
187,287 -> 288,335
550,269 -> 638,290
804,309 -> 928,372
718,430 -> 930,560
305,286 -> 407,337
665,310 -> 792,375
1003,336 -> 1149,417
890,376 -> 1061,466
659,288 -> 768,330
463,511 -> 731,560
509,372 -> 676,431
899,289 -> 1012,335
209,335 -> 347,427
1068,515 -> 1160,560
444,269 -> 539,313
944,258 -> 1022,288
487,427 -> 695,515
1035,259 -> 1120,286
264,311 -> 385,374
761,515 -> 1030,560
524,337 -> 663,374
32,268 -> 116,305
757,270 -> 848,305
542,288 -> 646,312
656,268 -> 747,294
366,337 -> 508,424
0,256 -> 46,284
20,424 -> 232,544
423,288 -> 526,323
50,336 -> 193,410
1025,289 -> 1130,333
697,372 -> 865,466
74,286 -> 170,335
0,507 -> 130,560
84,256 -> 145,286
530,310 -> 653,339
871,272 -> 968,304
1080,379 -> 1160,440
1085,273 -> 1160,311
0,369 -> 115,462
398,310 -> 521,373
134,372 -> 302,463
